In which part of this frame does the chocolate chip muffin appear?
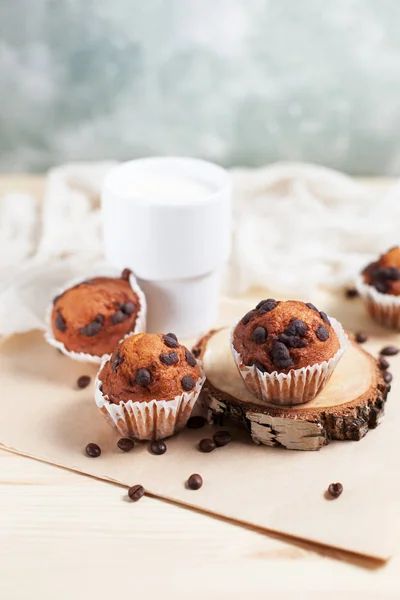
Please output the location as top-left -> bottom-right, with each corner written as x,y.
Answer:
231,299 -> 347,405
362,246 -> 400,295
49,270 -> 145,358
95,333 -> 205,439
233,300 -> 340,375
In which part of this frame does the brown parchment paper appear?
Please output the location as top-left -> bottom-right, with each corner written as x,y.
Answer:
1,296 -> 399,561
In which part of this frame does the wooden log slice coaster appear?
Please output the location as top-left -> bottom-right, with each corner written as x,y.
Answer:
193,328 -> 390,451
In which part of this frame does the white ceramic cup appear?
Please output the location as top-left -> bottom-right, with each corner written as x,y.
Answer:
101,157 -> 232,338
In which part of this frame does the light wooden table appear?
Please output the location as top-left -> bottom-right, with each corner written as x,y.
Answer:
1,175 -> 399,600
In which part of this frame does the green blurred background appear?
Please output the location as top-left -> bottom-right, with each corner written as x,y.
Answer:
1,0 -> 400,174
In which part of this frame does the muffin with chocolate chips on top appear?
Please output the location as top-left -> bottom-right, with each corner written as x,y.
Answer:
357,246 -> 400,330
95,333 -> 205,440
45,269 -> 146,362
231,299 -> 348,406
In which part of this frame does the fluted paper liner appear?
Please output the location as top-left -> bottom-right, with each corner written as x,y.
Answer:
94,358 -> 206,440
230,317 -> 349,406
356,274 -> 400,330
44,272 -> 147,364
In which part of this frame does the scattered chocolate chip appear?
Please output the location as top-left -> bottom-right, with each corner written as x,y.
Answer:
77,375 -> 91,389
252,326 -> 267,344
213,430 -> 232,447
319,311 -> 330,326
257,299 -> 277,314
95,314 -> 105,324
111,310 -> 128,325
121,268 -> 132,280
117,438 -> 135,452
278,334 -> 307,348
256,299 -> 267,309
128,484 -> 144,501
182,375 -> 195,391
384,372 -> 393,384
380,346 -> 399,356
80,320 -> 102,337
306,302 -> 319,312
163,334 -> 179,348
242,310 -> 256,324
121,302 -> 135,315
160,351 -> 179,366
186,415 -> 207,429
252,360 -> 268,373
378,356 -> 390,370
85,443 -> 101,458
112,350 -> 124,372
135,368 -> 152,387
355,331 -> 368,344
199,438 -> 216,453
150,440 -> 167,455
166,332 -> 178,341
187,474 -> 203,490
327,482 -> 343,499
316,324 -> 329,342
270,341 -> 294,370
345,287 -> 359,299
55,311 -> 67,332
185,348 -> 197,367
374,280 -> 388,294
284,318 -> 308,337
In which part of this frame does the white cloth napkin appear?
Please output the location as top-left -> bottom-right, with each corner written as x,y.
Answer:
0,160 -> 399,336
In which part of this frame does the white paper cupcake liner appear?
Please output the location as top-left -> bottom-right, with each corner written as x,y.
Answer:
230,316 -> 349,406
44,271 -> 147,364
94,357 -> 206,440
356,274 -> 400,330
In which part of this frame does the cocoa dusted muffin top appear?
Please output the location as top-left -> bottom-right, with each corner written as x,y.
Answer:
232,299 -> 340,374
51,269 -> 141,356
99,333 -> 201,404
362,246 -> 400,295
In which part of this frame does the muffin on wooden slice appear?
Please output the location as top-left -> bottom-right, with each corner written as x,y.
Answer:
231,299 -> 348,406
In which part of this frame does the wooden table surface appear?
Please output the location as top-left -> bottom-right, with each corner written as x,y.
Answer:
1,175 -> 399,599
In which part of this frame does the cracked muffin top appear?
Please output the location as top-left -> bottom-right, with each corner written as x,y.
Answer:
99,333 -> 201,404
362,246 -> 400,295
51,269 -> 141,356
232,299 -> 340,374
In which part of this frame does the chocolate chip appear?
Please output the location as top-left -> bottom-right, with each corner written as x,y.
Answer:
111,310 -> 128,325
345,287 -> 359,299
80,320 -> 102,337
327,482 -> 343,498
112,350 -> 124,372
380,346 -> 399,356
355,331 -> 368,344
374,280 -> 388,294
306,302 -> 319,312
117,438 -> 135,452
128,484 -> 144,501
278,334 -> 307,348
242,310 -> 256,324
185,349 -> 197,367
316,325 -> 329,341
166,332 -> 178,341
252,360 -> 268,373
252,326 -> 267,344
85,443 -> 101,458
384,372 -> 393,384
121,268 -> 132,280
55,311 -> 66,332
135,368 -> 152,387
270,341 -> 294,370
150,440 -> 167,455
213,430 -> 232,447
77,375 -> 91,389
284,318 -> 308,337
319,311 -> 330,326
257,299 -> 277,314
186,415 -> 207,429
160,351 -> 179,365
256,299 -> 268,309
182,375 -> 195,391
163,335 -> 179,348
121,302 -> 135,315
187,474 -> 203,490
378,356 -> 390,370
198,439 -> 216,453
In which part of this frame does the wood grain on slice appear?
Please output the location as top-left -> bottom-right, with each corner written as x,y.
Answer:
193,329 -> 390,451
